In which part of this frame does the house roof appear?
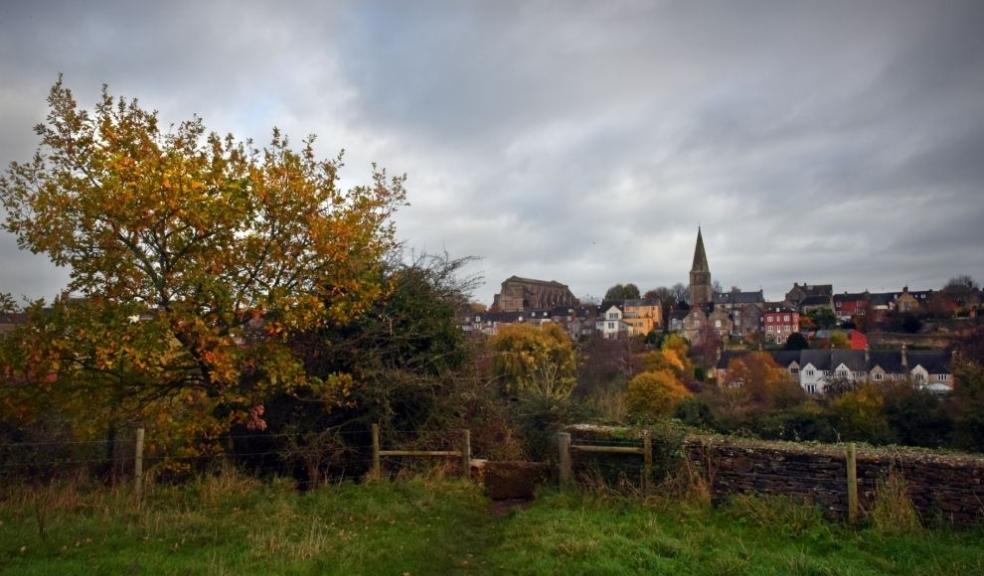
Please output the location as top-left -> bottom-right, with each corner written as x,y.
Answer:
770,350 -> 802,367
833,292 -> 869,303
799,295 -> 832,307
668,309 -> 689,322
868,292 -> 899,306
599,301 -> 624,313
713,290 -> 765,305
831,350 -> 867,372
868,351 -> 903,373
907,350 -> 950,373
503,276 -> 570,289
790,283 -> 833,297
718,348 -> 951,376
800,349 -> 832,370
472,311 -> 526,323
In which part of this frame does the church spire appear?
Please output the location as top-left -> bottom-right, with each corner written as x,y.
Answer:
689,227 -> 713,307
691,226 -> 709,273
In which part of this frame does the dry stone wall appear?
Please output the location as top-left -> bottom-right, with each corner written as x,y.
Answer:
566,424 -> 984,524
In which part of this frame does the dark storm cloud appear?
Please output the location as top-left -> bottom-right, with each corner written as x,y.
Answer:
1,0 -> 983,304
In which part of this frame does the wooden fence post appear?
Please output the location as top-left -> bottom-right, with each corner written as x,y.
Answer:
642,429 -> 653,493
557,432 -> 572,486
134,427 -> 145,503
371,423 -> 381,480
460,429 -> 471,478
846,442 -> 858,525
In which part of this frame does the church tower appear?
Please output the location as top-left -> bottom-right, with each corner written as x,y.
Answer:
689,227 -> 713,307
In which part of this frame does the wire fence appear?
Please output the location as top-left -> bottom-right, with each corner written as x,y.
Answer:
0,425 -> 479,489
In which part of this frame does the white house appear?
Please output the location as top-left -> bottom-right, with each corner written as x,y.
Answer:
595,304 -> 628,339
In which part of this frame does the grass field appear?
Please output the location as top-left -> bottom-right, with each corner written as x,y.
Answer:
1,471 -> 983,575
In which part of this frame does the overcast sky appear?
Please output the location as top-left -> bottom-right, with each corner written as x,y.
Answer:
2,0 -> 983,305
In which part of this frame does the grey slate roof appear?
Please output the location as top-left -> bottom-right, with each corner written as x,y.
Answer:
831,350 -> 867,372
719,349 -> 952,375
800,349 -> 832,370
770,350 -> 802,367
907,350 -> 950,373
868,292 -> 899,307
799,295 -> 832,307
713,290 -> 765,305
833,292 -> 869,303
504,275 -> 569,288
868,351 -> 903,373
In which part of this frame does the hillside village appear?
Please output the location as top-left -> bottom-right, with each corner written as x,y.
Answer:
462,228 -> 981,395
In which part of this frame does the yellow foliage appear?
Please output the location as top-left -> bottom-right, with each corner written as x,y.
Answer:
490,323 -> 576,400
725,352 -> 803,408
830,384 -> 892,442
0,80 -> 406,441
625,370 -> 691,418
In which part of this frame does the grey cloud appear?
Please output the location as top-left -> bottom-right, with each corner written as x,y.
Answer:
1,0 -> 983,305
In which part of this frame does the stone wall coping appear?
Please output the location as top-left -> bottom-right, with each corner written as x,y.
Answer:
565,423 -> 984,467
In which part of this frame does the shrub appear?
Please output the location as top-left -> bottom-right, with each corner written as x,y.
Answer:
626,370 -> 691,419
829,385 -> 894,444
673,397 -> 714,429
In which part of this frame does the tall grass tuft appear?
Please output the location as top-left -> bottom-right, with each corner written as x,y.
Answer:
870,467 -> 922,535
723,494 -> 829,537
193,462 -> 262,507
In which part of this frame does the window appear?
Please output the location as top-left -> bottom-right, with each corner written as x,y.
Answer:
784,315 -> 790,322
807,384 -> 817,394
715,320 -> 721,328
607,322 -> 614,330
806,369 -> 815,376
874,372 -> 882,380
791,367 -> 800,375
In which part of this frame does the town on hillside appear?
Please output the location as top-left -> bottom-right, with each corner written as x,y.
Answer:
461,228 -> 982,395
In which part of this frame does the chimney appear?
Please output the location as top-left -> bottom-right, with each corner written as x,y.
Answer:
901,343 -> 908,370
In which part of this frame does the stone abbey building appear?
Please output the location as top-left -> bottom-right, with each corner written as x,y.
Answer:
491,276 -> 578,312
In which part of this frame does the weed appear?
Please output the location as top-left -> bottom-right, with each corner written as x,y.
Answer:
870,467 -> 922,535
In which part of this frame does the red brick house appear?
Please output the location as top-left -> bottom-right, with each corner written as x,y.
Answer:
763,304 -> 799,345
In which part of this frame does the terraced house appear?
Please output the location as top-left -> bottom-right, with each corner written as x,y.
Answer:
716,345 -> 953,395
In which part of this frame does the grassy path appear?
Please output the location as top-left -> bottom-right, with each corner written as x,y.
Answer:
1,475 -> 983,575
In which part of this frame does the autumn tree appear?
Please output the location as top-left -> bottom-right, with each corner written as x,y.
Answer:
807,308 -> 837,329
828,331 -> 850,349
724,352 -> 804,409
0,80 -> 405,436
625,370 -> 691,419
828,384 -> 894,444
638,333 -> 691,377
604,283 -> 641,301
489,323 -> 577,401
